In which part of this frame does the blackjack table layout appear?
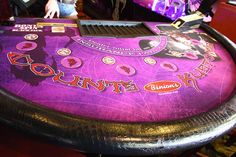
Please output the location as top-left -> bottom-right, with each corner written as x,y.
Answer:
0,18 -> 235,156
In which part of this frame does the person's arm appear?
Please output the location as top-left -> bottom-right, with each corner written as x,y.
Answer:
44,0 -> 60,18
197,0 -> 218,15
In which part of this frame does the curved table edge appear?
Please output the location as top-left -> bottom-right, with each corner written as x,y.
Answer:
0,23 -> 235,156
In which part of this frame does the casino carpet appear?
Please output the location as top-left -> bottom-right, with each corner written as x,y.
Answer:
0,124 -> 235,157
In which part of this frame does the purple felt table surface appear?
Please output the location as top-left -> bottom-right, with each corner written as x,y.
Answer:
0,18 -> 235,122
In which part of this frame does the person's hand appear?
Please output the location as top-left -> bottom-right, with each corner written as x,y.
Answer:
44,0 -> 60,18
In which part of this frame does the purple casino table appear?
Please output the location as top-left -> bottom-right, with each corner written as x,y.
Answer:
0,18 -> 236,155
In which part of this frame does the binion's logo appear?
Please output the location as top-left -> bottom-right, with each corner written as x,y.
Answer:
144,80 -> 181,93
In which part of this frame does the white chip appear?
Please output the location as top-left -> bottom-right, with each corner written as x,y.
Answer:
24,34 -> 38,40
144,57 -> 157,65
57,48 -> 71,56
102,56 -> 116,65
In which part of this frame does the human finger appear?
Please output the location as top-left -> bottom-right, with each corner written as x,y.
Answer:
49,10 -> 56,19
44,11 -> 51,18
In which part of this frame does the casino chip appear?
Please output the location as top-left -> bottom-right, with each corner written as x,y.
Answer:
61,56 -> 82,69
24,34 -> 38,40
116,64 -> 136,76
57,48 -> 71,56
102,56 -> 116,65
16,41 -> 37,51
144,57 -> 157,65
160,61 -> 178,72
